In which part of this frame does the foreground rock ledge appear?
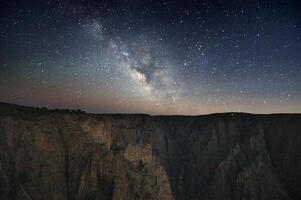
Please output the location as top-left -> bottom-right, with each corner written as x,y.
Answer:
0,103 -> 300,200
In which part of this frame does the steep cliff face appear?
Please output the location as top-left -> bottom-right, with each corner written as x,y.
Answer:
0,103 -> 300,200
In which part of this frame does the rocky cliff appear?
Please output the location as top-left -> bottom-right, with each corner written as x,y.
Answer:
0,103 -> 300,200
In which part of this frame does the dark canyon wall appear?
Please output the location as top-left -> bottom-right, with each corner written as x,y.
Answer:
0,103 -> 300,200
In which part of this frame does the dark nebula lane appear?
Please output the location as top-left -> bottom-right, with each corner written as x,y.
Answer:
0,0 -> 301,114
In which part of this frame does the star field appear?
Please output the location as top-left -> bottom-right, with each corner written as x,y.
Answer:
0,0 -> 301,114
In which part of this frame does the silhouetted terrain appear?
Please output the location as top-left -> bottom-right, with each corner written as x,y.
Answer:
0,102 -> 300,200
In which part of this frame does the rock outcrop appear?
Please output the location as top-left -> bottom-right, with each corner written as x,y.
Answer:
0,102 -> 300,200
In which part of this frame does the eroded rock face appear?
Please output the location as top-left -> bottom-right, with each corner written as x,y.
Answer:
0,103 -> 300,200
115,144 -> 173,200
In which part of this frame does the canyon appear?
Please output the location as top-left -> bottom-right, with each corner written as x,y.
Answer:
0,102 -> 300,200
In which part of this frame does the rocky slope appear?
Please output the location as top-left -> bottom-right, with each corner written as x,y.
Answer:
0,102 -> 300,200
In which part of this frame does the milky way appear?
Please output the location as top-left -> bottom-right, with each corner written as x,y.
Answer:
0,0 -> 301,114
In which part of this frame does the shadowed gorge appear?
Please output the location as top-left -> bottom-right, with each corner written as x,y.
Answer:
0,102 -> 300,200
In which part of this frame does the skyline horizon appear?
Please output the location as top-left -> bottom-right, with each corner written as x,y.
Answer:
1,101 -> 300,116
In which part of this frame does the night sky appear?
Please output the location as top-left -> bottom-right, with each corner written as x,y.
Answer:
1,0 -> 301,115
